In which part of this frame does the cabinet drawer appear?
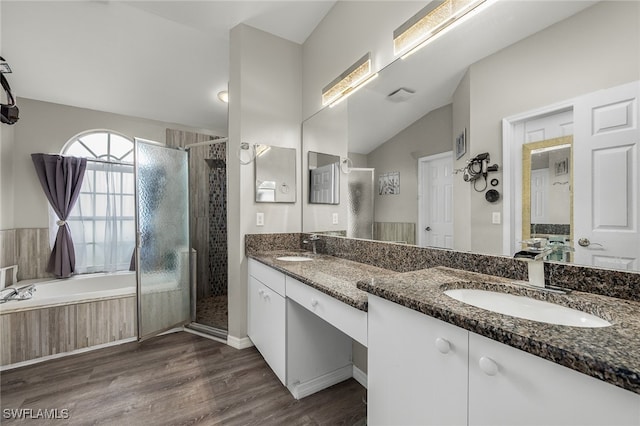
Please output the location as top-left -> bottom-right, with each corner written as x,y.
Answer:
248,259 -> 285,296
286,276 -> 367,346
248,276 -> 286,385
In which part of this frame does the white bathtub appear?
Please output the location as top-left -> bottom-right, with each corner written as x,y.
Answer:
0,272 -> 136,314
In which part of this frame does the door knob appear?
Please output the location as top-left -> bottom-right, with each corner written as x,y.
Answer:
425,226 -> 432,231
578,238 -> 591,247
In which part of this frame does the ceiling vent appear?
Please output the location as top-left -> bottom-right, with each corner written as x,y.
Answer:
387,87 -> 415,103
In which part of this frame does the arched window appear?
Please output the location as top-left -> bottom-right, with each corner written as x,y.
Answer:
60,130 -> 135,273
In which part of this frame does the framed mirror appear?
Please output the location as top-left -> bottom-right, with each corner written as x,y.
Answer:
308,151 -> 340,205
255,144 -> 296,203
301,1 -> 640,272
522,137 -> 573,262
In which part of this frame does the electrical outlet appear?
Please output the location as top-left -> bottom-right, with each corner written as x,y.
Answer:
492,212 -> 501,224
332,213 -> 339,225
256,212 -> 264,226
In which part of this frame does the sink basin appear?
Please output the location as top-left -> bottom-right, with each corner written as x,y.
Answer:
444,289 -> 611,328
276,256 -> 313,262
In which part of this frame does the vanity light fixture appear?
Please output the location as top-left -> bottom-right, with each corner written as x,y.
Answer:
322,53 -> 378,107
394,0 -> 489,59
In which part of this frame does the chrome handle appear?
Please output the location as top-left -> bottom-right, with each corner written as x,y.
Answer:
578,238 -> 604,248
425,226 -> 432,231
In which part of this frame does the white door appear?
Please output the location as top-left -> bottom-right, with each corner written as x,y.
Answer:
511,110 -> 574,254
573,81 -> 640,270
310,163 -> 338,204
530,169 -> 550,224
419,152 -> 453,248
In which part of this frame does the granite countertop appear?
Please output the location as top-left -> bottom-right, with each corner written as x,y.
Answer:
357,266 -> 640,395
248,250 -> 396,311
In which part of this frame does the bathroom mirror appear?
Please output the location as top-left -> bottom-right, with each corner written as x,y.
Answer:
308,151 -> 340,205
301,1 -> 640,272
255,144 -> 296,203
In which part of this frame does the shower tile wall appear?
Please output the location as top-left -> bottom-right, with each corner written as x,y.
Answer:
166,129 -> 214,299
208,143 -> 227,296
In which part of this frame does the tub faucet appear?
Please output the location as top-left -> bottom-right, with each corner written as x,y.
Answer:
303,234 -> 320,255
0,284 -> 36,303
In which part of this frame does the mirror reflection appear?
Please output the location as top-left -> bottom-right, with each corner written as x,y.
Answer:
308,151 -> 340,205
255,145 -> 296,203
302,1 -> 639,272
523,138 -> 573,262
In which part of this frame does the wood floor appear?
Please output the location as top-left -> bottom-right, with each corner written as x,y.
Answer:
0,332 -> 367,425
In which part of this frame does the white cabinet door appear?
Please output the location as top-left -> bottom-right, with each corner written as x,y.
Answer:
368,295 -> 468,426
248,275 -> 286,385
469,332 -> 640,426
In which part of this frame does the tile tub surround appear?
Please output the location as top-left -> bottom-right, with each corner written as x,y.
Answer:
357,266 -> 640,395
246,233 -> 640,303
248,250 -> 396,311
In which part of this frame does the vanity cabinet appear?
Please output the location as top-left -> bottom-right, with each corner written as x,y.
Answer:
248,260 -> 286,384
368,295 -> 640,426
247,259 -> 353,399
468,333 -> 640,426
368,295 -> 468,426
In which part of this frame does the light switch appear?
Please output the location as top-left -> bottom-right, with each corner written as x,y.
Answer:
332,213 -> 339,225
256,212 -> 264,226
492,212 -> 501,224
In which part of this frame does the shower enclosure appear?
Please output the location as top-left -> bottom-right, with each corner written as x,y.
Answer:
347,168 -> 375,240
133,131 -> 229,341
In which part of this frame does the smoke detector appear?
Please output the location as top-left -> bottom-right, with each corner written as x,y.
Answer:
387,87 -> 415,103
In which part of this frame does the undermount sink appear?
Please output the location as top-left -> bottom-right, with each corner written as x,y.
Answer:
444,289 -> 611,328
276,256 -> 313,262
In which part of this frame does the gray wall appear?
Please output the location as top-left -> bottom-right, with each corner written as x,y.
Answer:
457,1 -> 640,255
5,98 -> 219,230
367,104 -> 452,225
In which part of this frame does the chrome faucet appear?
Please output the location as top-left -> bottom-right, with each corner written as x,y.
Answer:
514,246 -> 553,289
0,284 -> 36,303
303,234 -> 320,255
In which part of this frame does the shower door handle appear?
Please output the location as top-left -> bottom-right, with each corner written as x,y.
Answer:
137,232 -> 142,248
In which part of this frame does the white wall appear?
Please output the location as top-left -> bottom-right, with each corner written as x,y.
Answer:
228,24 -> 302,340
7,98 -> 220,230
302,1 -> 426,119
367,104 -> 452,224
462,1 -> 640,255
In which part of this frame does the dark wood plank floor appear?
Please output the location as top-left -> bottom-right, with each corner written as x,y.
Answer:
1,332 -> 367,425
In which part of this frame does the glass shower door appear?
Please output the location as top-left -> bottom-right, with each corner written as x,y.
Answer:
135,139 -> 190,340
347,168 -> 374,240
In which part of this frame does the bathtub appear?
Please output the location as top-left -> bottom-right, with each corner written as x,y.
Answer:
0,271 -> 187,367
0,272 -> 139,367
0,272 -> 136,314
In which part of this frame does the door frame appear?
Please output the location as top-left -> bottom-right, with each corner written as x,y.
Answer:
418,151 -> 453,248
501,100 -> 574,257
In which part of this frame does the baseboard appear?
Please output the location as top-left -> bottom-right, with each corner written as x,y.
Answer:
0,337 -> 137,372
353,365 -> 368,389
288,364 -> 353,400
226,334 -> 254,349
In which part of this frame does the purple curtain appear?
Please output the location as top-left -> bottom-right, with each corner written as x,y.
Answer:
31,154 -> 87,278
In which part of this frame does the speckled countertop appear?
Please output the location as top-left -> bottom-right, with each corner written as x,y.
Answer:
357,266 -> 640,395
248,250 -> 640,394
248,250 -> 396,311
